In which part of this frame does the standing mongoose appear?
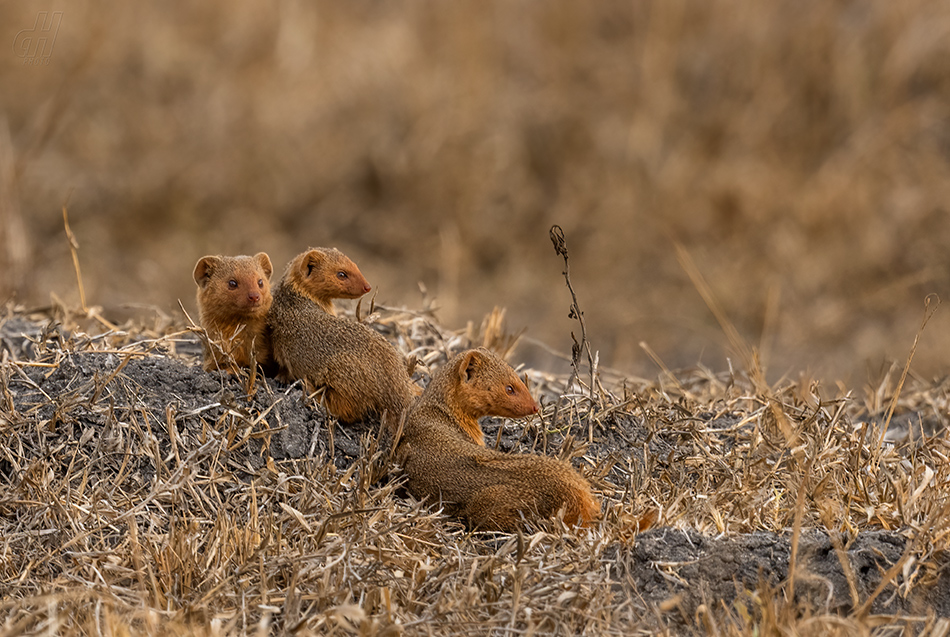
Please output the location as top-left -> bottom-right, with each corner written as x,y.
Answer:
280,247 -> 372,315
268,247 -> 417,426
193,253 -> 274,373
396,348 -> 599,531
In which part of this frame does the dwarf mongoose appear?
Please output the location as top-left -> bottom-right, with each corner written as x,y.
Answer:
268,248 -> 417,426
397,348 -> 599,531
193,253 -> 273,373
280,247 -> 371,315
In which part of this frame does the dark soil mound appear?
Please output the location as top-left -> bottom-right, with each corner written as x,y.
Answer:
2,310 -> 948,635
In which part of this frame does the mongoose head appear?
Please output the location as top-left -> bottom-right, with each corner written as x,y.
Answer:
285,247 -> 372,304
193,253 -> 273,319
455,348 -> 539,419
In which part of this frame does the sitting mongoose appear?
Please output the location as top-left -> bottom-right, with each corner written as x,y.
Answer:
268,247 -> 417,426
280,247 -> 372,315
193,253 -> 274,373
396,348 -> 599,531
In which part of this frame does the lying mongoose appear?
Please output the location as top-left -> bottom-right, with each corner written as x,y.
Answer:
280,247 -> 371,315
420,345 -> 538,446
193,253 -> 274,373
268,248 -> 416,425
396,348 -> 599,531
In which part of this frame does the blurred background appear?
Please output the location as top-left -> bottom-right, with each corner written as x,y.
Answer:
2,0 -> 950,386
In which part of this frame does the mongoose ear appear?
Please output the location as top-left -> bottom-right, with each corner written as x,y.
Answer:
193,256 -> 219,288
254,252 -> 273,279
301,249 -> 325,278
459,349 -> 486,384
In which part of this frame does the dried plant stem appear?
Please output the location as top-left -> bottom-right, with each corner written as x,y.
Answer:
875,294 -> 939,462
62,198 -> 87,313
675,243 -> 798,445
549,225 -> 597,425
675,243 -> 755,383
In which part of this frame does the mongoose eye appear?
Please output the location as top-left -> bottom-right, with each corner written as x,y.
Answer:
228,279 -> 238,289
337,271 -> 348,280
506,385 -> 515,395
258,279 -> 264,288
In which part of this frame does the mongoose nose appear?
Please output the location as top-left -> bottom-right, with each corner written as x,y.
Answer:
363,283 -> 372,293
248,291 -> 260,303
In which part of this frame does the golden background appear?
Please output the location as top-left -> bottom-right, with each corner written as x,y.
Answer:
2,0 -> 950,385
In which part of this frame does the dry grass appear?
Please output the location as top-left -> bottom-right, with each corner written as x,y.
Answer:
1,301 -> 949,635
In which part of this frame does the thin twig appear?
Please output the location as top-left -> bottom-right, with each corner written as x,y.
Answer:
549,225 -> 597,425
873,293 -> 939,466
62,195 -> 87,313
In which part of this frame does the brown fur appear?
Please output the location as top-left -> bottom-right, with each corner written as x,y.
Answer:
282,247 -> 371,315
397,348 -> 599,531
193,253 -> 274,373
268,256 -> 416,426
422,348 -> 538,446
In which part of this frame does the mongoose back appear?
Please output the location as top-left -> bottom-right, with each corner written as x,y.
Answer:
281,247 -> 371,315
193,253 -> 273,373
396,348 -> 599,531
269,248 -> 416,425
